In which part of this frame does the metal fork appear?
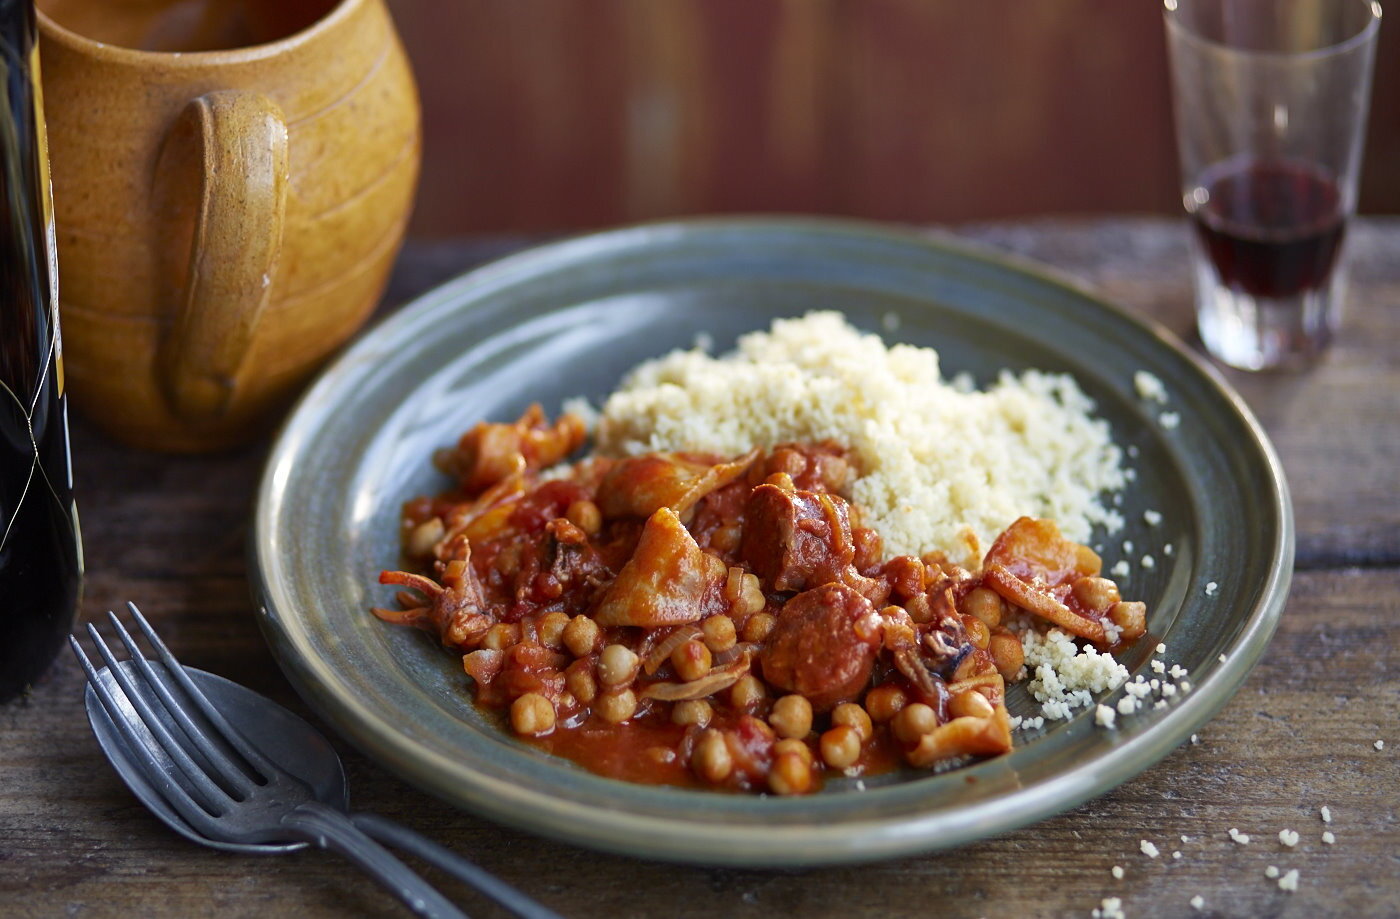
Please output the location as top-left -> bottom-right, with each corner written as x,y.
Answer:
71,604 -> 559,919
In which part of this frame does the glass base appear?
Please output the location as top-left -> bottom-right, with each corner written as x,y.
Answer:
1194,253 -> 1344,372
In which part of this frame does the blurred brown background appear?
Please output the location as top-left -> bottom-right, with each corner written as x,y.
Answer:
391,0 -> 1400,236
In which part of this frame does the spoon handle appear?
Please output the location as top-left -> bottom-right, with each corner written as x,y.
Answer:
352,812 -> 565,919
281,803 -> 467,919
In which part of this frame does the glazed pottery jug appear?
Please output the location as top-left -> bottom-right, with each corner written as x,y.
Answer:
36,0 -> 420,451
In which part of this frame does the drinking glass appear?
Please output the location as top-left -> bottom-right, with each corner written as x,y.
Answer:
1164,0 -> 1380,371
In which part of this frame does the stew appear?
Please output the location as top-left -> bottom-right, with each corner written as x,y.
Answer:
373,406 -> 1147,794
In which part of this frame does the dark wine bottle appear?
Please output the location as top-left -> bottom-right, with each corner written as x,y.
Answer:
0,0 -> 82,702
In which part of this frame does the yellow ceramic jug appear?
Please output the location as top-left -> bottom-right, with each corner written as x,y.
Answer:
37,0 -> 420,451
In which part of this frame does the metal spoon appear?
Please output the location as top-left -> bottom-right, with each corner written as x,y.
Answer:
74,604 -> 562,919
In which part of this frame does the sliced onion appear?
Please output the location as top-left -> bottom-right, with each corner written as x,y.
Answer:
723,566 -> 745,604
641,652 -> 752,701
712,642 -> 758,667
642,625 -> 703,675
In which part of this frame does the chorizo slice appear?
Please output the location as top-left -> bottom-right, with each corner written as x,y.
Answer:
740,484 -> 857,592
758,582 -> 882,711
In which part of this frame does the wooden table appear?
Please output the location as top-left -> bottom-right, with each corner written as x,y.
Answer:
3,218 -> 1396,918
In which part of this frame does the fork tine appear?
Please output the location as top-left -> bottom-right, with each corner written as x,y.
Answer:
125,602 -> 279,778
105,611 -> 257,798
69,635 -> 225,837
84,621 -> 234,815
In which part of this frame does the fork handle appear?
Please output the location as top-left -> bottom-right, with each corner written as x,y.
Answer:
281,803 -> 467,919
351,812 -> 565,919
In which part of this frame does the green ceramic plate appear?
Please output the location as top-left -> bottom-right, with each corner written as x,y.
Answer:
251,218 -> 1292,866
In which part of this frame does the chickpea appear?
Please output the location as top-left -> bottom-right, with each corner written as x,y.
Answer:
742,612 -> 777,643
892,703 -> 939,744
768,447 -> 807,479
831,703 -> 873,742
730,674 -> 766,711
879,604 -> 906,622
565,499 -> 602,536
1072,576 -> 1121,613
960,587 -> 1004,628
1109,601 -> 1147,640
595,688 -> 638,724
961,614 -> 991,650
557,691 -> 578,712
767,752 -> 813,795
536,611 -> 571,649
481,623 -> 520,651
765,472 -> 796,492
597,643 -> 639,687
565,662 -> 597,703
692,729 -> 733,783
734,574 -> 766,617
817,454 -> 849,492
820,725 -> 862,770
886,556 -> 926,600
407,517 -> 445,557
949,689 -> 995,720
510,693 -> 556,736
772,738 -> 814,766
920,552 -> 948,573
988,631 -> 1024,681
904,593 -> 934,624
672,699 -> 713,728
701,614 -> 737,653
769,695 -> 814,739
562,615 -> 600,658
865,684 -> 909,723
671,640 -> 712,682
742,714 -> 777,744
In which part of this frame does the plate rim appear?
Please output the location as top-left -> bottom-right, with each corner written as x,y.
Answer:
251,215 -> 1294,866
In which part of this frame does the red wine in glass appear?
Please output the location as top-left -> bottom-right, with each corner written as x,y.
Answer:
1187,156 -> 1346,300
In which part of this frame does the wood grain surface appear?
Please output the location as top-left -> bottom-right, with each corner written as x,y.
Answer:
2,218 -> 1396,918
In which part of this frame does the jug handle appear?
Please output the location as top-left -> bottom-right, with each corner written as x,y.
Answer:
155,90 -> 288,420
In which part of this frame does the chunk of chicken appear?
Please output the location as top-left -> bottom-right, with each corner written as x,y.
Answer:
592,507 -> 729,627
596,449 -> 759,522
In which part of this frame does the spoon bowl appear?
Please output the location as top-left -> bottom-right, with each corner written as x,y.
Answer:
85,663 -> 349,855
